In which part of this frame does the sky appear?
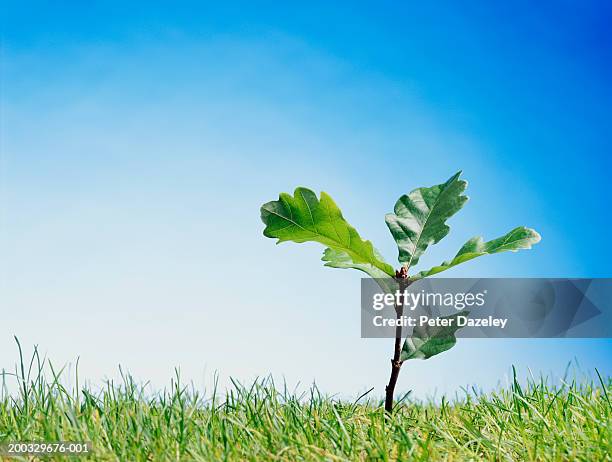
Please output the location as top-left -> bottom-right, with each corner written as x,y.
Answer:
1,1 -> 611,399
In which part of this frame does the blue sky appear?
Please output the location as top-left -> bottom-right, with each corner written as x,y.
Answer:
1,1 -> 611,398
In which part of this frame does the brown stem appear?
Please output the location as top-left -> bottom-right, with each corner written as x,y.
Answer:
384,274 -> 411,414
384,302 -> 404,413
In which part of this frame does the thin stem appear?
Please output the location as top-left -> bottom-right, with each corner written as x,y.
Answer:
384,302 -> 404,413
384,276 -> 410,414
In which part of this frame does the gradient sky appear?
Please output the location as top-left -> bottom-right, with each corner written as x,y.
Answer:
1,1 -> 611,399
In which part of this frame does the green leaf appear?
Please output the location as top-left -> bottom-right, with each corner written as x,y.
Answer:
322,248 -> 392,279
261,187 -> 395,277
401,311 -> 468,361
322,248 -> 398,294
412,226 -> 541,280
385,171 -> 468,269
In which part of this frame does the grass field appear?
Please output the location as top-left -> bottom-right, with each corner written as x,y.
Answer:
1,346 -> 610,461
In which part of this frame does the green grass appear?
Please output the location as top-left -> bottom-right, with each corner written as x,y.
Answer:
1,345 -> 610,461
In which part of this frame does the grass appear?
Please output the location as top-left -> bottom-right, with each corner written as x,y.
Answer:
0,343 -> 610,461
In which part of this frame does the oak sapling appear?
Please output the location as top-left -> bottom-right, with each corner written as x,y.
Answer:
260,172 -> 540,413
